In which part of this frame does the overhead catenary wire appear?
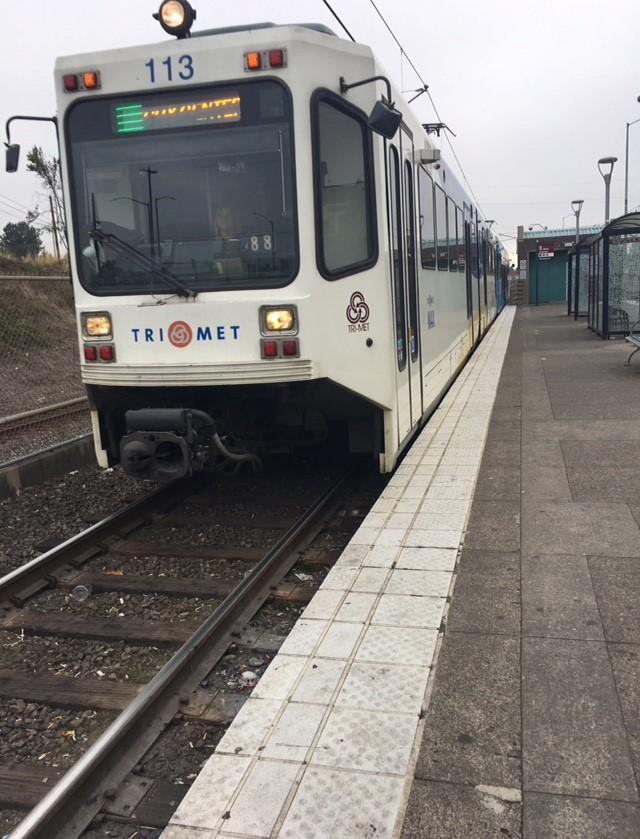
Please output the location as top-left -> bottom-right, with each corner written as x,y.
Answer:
320,0 -> 355,41
0,192 -> 31,212
0,202 -> 23,221
364,0 -> 486,217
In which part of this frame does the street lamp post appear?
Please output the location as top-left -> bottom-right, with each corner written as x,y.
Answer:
624,96 -> 640,214
528,223 -> 547,231
571,199 -> 584,319
597,157 -> 618,224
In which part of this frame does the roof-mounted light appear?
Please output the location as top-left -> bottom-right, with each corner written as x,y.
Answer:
153,0 -> 196,39
244,48 -> 288,71
63,71 -> 101,93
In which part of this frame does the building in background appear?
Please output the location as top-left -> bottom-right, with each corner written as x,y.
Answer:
516,225 -> 602,305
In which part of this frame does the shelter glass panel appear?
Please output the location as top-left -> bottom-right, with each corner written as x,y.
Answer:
578,248 -> 589,316
585,248 -> 596,329
608,232 -> 640,331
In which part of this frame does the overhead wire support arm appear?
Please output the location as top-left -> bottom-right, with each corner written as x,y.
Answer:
405,85 -> 429,104
422,122 -> 456,138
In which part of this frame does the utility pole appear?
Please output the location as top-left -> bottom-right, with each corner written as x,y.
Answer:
49,194 -> 60,259
571,200 -> 584,320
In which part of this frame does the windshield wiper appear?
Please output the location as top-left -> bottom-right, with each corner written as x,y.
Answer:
89,228 -> 196,298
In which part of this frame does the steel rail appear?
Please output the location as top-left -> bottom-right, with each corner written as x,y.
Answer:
0,477 -> 196,607
0,275 -> 70,281
9,468 -> 354,839
0,396 -> 88,428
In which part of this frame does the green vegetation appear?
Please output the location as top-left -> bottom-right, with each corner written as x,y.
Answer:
0,221 -> 42,258
0,254 -> 69,277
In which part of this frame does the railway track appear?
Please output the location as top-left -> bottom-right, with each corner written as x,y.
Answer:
0,461 -> 382,838
0,397 -> 89,437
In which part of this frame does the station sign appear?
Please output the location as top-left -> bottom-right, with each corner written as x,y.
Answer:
538,245 -> 554,260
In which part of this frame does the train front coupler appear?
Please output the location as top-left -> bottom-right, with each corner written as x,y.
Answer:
119,408 -> 261,481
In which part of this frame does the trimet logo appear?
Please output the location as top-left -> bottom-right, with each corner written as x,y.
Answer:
168,320 -> 193,348
130,323 -> 241,345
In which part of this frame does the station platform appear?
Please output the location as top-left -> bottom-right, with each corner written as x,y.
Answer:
162,304 -> 640,839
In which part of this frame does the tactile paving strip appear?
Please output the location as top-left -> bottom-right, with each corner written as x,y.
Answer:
163,306 -> 516,839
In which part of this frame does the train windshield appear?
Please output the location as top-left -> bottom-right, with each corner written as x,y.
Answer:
66,80 -> 297,295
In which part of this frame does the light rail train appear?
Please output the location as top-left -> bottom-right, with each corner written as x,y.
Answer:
5,2 -> 509,480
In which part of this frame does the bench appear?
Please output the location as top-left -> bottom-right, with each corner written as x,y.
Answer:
610,307 -> 630,333
624,319 -> 640,366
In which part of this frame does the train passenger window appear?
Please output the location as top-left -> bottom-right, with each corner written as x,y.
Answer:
404,160 -> 419,362
418,167 -> 435,269
471,214 -> 479,279
66,80 -> 299,295
312,93 -> 377,278
482,229 -> 487,279
456,207 -> 465,272
435,186 -> 448,271
447,197 -> 457,272
389,146 -> 406,371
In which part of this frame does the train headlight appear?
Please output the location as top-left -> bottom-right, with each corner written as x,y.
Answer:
261,306 -> 297,335
153,0 -> 196,39
82,312 -> 112,339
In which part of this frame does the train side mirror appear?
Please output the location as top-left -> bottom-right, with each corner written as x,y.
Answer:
5,144 -> 20,173
368,100 -> 402,140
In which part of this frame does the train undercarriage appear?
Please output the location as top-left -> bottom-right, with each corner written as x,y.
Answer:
87,379 -> 383,480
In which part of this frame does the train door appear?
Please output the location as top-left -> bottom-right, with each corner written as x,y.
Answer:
481,229 -> 488,330
465,219 -> 479,343
471,213 -> 481,341
401,132 -> 423,427
388,144 -> 411,439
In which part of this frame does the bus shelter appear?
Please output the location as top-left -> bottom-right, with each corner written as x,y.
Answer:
567,244 -> 591,319
570,213 -> 640,338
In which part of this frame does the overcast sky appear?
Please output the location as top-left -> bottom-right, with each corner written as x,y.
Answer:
1,0 -> 639,260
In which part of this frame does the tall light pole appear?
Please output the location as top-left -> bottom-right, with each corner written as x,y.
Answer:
571,199 -> 584,318
597,157 -> 617,224
624,96 -> 640,214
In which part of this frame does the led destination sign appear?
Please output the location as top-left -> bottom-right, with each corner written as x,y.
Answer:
114,96 -> 241,134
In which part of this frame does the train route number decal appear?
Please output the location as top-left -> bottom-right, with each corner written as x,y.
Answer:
168,320 -> 193,348
346,292 -> 370,333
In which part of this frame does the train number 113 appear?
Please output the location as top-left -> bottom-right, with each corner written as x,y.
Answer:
144,55 -> 195,83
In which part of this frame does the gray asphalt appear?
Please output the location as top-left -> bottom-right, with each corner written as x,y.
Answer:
401,304 -> 640,839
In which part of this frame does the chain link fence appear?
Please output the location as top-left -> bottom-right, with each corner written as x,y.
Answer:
0,273 -> 90,463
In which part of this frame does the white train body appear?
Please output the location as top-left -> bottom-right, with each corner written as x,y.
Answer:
51,21 -> 506,478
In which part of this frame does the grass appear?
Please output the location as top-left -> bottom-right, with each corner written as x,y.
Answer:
0,254 -> 70,277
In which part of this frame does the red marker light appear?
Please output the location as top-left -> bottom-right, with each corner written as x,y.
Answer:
84,345 -> 97,362
282,339 -> 299,356
99,345 -> 115,362
269,49 -> 285,68
262,340 -> 278,358
63,74 -> 79,92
